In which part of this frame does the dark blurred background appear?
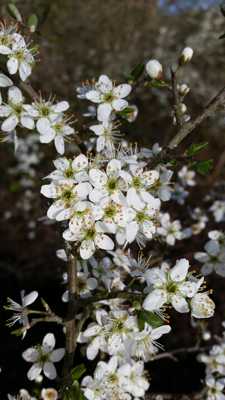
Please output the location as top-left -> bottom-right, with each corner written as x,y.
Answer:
0,0 -> 225,398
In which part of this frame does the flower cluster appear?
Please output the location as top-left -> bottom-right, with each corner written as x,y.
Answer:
41,154 -> 162,259
199,322 -> 225,399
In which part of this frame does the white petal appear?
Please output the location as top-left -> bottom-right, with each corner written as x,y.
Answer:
89,169 -> 107,188
19,62 -> 32,82
43,362 -> 57,380
23,291 -> 38,307
80,240 -> 95,260
89,124 -> 104,136
72,154 -> 88,170
63,229 -> 77,242
8,86 -> 23,104
50,348 -> 65,362
97,103 -> 112,122
37,118 -> 51,134
22,347 -> 39,362
127,188 -> 145,210
0,73 -> 13,87
113,84 -> 132,98
21,115 -> 34,130
42,333 -> 55,353
171,294 -> 189,313
95,234 -> 114,251
40,184 -> 57,198
0,45 -> 11,54
1,114 -> 18,132
126,222 -> 138,243
76,182 -> 91,199
86,90 -> 102,103
27,363 -> 42,381
87,337 -> 101,360
53,157 -> 70,171
52,101 -> 69,112
106,159 -> 121,177
112,98 -> 128,111
54,136 -> 65,154
0,105 -> 11,117
97,75 -> 113,93
170,258 -> 189,282
143,289 -> 167,311
7,58 -> 18,75
151,325 -> 171,340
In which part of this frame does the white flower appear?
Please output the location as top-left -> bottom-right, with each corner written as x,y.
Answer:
24,98 -> 69,122
86,74 -> 132,121
157,213 -> 183,245
89,120 -> 121,153
62,270 -> 97,301
45,155 -> 89,183
89,159 -> 125,204
180,47 -> 194,63
145,59 -> 163,79
195,239 -> 225,277
190,293 -> 215,319
128,323 -> 171,361
22,333 -> 65,381
124,168 -> 159,210
6,290 -> 38,336
37,115 -> 74,154
118,361 -> 150,398
41,388 -> 58,400
143,259 -> 204,314
0,86 -> 35,132
63,217 -> 114,260
153,168 -> 173,201
5,33 -> 35,81
8,389 -> 36,400
210,201 -> 225,222
205,375 -> 225,400
41,179 -> 91,221
178,166 -> 196,187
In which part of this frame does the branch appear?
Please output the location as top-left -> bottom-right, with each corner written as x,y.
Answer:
168,86 -> 225,149
151,344 -> 211,362
62,244 -> 78,383
76,290 -> 145,309
171,67 -> 183,128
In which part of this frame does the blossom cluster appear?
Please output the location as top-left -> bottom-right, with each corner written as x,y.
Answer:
199,322 -> 225,399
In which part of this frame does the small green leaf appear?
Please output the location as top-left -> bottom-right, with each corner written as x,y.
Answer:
71,364 -> 86,382
127,63 -> 145,82
27,14 -> 38,33
148,79 -> 169,88
118,106 -> 134,117
186,142 -> 208,157
193,159 -> 213,176
137,310 -> 164,330
63,382 -> 85,400
7,4 -> 22,22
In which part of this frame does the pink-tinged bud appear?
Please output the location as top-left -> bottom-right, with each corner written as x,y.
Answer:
180,47 -> 194,64
146,59 -> 163,79
41,388 -> 58,400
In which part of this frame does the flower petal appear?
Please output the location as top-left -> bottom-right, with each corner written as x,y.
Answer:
50,348 -> 65,362
42,333 -> 55,353
43,362 -> 57,380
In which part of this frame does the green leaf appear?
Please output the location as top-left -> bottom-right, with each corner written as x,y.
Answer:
186,142 -> 208,157
71,364 -> 86,382
193,159 -> 213,176
137,310 -> 164,330
128,63 -> 145,81
27,14 -> 38,33
148,79 -> 169,88
63,382 -> 85,400
7,4 -> 22,22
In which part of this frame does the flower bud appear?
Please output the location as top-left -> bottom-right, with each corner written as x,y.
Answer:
179,103 -> 187,114
178,83 -> 190,96
41,388 -> 58,400
180,47 -> 194,65
146,59 -> 163,79
202,331 -> 211,341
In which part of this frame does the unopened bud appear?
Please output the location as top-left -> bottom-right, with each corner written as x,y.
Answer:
180,47 -> 194,65
179,103 -> 187,114
178,83 -> 190,96
202,331 -> 211,341
146,59 -> 163,79
41,388 -> 58,400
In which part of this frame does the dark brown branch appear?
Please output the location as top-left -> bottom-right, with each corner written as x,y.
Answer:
62,244 -> 78,383
168,86 -> 225,149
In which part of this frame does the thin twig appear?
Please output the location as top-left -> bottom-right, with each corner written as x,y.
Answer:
171,67 -> 182,128
62,244 -> 78,383
168,86 -> 225,149
151,345 -> 211,362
